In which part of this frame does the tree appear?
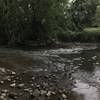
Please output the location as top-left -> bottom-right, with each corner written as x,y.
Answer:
0,0 -> 69,45
71,0 -> 97,31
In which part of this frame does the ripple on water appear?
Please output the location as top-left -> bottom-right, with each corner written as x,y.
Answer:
48,48 -> 83,55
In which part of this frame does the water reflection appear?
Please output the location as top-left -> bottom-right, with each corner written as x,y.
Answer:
49,46 -> 100,100
92,67 -> 100,83
72,80 -> 100,100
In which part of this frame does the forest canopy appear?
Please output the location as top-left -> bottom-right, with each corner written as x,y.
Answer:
0,0 -> 98,46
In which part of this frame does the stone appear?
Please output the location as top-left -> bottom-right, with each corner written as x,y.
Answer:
10,83 -> 16,87
32,77 -> 35,80
46,91 -> 51,97
36,85 -> 40,88
24,88 -> 30,92
62,94 -> 67,99
17,84 -> 24,88
92,56 -> 97,60
0,81 -> 4,84
7,78 -> 12,82
11,71 -> 16,75
1,93 -> 6,97
33,89 -> 40,97
40,90 -> 47,95
43,82 -> 48,87
4,76 -> 12,82
24,88 -> 32,93
0,68 -> 6,73
1,89 -> 8,93
31,84 -> 34,87
51,91 -> 56,95
0,96 -> 5,99
96,62 -> 99,65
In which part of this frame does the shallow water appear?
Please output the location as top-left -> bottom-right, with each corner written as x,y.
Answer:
46,44 -> 100,100
59,45 -> 100,100
0,44 -> 99,100
72,80 -> 100,100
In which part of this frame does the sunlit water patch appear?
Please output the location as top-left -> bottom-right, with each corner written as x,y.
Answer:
72,80 -> 100,100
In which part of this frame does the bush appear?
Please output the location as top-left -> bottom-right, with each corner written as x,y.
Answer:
57,27 -> 100,42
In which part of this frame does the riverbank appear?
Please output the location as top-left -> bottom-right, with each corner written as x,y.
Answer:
0,42 -> 98,51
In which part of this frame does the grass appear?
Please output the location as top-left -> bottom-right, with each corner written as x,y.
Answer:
57,27 -> 100,42
83,27 -> 100,33
78,27 -> 100,42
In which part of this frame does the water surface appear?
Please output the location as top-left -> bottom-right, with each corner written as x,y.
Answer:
0,44 -> 100,100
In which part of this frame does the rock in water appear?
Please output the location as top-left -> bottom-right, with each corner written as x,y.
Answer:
33,89 -> 40,97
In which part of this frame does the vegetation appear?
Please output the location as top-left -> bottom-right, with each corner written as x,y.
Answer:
84,27 -> 100,33
0,0 -> 98,47
57,27 -> 100,42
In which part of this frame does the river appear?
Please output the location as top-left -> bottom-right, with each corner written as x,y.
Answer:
0,43 -> 100,100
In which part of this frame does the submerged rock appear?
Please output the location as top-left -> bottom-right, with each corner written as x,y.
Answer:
62,94 -> 67,99
32,89 -> 40,97
1,89 -> 8,93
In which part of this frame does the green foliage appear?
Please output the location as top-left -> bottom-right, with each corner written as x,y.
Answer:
71,0 -> 97,31
0,0 -> 69,45
84,27 -> 100,33
0,0 -> 98,46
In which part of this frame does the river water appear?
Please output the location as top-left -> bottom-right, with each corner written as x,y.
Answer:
47,44 -> 100,100
0,43 -> 100,100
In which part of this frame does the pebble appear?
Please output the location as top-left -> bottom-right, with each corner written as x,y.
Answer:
46,91 -> 51,97
33,89 -> 40,97
10,83 -> 16,87
96,62 -> 99,65
31,84 -> 34,87
40,90 -> 47,95
24,88 -> 30,92
62,94 -> 67,99
0,81 -> 4,84
1,93 -> 6,97
0,95 -> 5,99
32,77 -> 35,80
36,85 -> 40,88
8,78 -> 12,82
17,84 -> 24,88
24,88 -> 32,93
43,82 -> 48,87
3,76 -> 12,82
51,91 -> 56,95
11,72 -> 16,75
0,68 -> 6,73
92,56 -> 97,60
